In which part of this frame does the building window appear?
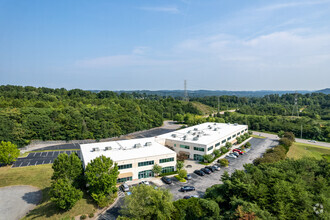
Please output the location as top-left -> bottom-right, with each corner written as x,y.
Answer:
117,176 -> 132,183
194,146 -> 204,152
193,154 -> 204,161
159,157 -> 174,163
215,142 -> 220,147
221,139 -> 226,144
180,145 -> 190,149
118,164 -> 132,170
237,132 -> 240,135
162,166 -> 174,174
208,146 -> 213,151
138,160 -> 154,167
245,128 -> 247,131
138,170 -> 154,179
174,144 -> 176,147
227,137 -> 231,141
232,134 -> 236,138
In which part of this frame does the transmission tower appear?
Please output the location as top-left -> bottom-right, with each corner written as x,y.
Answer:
291,92 -> 299,117
184,80 -> 189,102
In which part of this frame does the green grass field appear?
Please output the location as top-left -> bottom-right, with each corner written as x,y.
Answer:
251,134 -> 266,139
287,142 -> 330,162
0,164 -> 97,220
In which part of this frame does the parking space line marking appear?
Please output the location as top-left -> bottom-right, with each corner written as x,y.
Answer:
42,160 -> 44,164
52,151 -> 55,156
19,162 -> 23,167
33,152 -> 36,157
35,161 -> 37,166
49,160 -> 52,163
27,162 -> 30,166
46,152 -> 49,157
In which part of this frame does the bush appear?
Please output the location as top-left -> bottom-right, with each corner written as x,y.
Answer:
80,214 -> 87,220
283,132 -> 295,142
203,154 -> 214,163
253,145 -> 286,165
0,141 -> 20,165
218,159 -> 229,167
225,142 -> 232,149
213,149 -> 221,158
279,138 -> 293,152
174,175 -> 186,182
89,213 -> 94,218
220,146 -> 228,154
245,142 -> 251,147
178,169 -> 187,179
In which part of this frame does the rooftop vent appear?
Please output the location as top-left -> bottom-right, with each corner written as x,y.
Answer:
187,130 -> 191,134
214,128 -> 218,131
92,147 -> 100,152
145,142 -> 152,146
194,128 -> 198,131
104,146 -> 112,151
234,123 -> 238,126
193,136 -> 199,141
214,123 -> 217,125
134,143 -> 142,148
171,134 -> 177,138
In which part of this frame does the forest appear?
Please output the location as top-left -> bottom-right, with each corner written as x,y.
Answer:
0,85 -> 200,147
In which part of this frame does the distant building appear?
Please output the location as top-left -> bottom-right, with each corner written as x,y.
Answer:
80,138 -> 176,183
156,122 -> 248,161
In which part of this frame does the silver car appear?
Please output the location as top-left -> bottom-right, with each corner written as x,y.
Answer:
120,183 -> 129,192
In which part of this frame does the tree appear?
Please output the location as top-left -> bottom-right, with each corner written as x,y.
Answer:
283,132 -> 295,142
277,130 -> 285,138
85,155 -> 119,207
245,142 -> 251,147
152,164 -> 162,176
220,146 -> 229,154
52,152 -> 84,188
0,141 -> 20,165
50,178 -> 83,210
203,154 -> 213,163
225,142 -> 232,149
279,137 -> 293,152
219,158 -> 229,167
213,149 -> 221,158
120,185 -> 174,220
176,161 -> 184,171
178,169 -> 187,179
173,113 -> 184,123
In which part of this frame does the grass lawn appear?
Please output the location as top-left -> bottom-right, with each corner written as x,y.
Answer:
287,142 -> 330,162
0,164 -> 97,220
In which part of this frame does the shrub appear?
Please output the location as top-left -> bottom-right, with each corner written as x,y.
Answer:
220,146 -> 228,154
225,142 -> 232,149
178,169 -> 187,179
245,142 -> 251,147
279,138 -> 293,152
219,159 -> 229,167
283,132 -> 295,142
213,149 -> 221,158
203,154 -> 214,163
89,213 -> 94,218
80,214 -> 87,220
176,161 -> 184,171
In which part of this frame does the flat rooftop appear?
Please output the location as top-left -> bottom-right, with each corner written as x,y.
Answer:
158,122 -> 247,145
80,137 -> 175,167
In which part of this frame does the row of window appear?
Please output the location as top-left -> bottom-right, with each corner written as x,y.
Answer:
138,160 -> 154,167
118,164 -> 132,170
159,157 -> 174,163
180,145 -> 190,149
194,146 -> 205,152
117,176 -> 132,183
208,146 -> 213,151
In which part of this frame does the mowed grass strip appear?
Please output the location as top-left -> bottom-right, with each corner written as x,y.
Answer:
0,164 -> 97,220
251,134 -> 266,139
287,142 -> 330,161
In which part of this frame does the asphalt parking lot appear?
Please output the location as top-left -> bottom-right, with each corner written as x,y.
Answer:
162,137 -> 278,200
12,150 -> 79,168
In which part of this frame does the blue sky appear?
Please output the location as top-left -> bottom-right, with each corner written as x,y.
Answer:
0,0 -> 329,91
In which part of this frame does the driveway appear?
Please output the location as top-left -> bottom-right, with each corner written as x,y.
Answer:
0,185 -> 42,220
252,131 -> 330,148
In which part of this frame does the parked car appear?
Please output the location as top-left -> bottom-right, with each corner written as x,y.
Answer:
194,169 -> 205,176
201,168 -> 211,174
161,176 -> 173,184
205,166 -> 215,172
185,174 -> 192,180
233,152 -> 240,157
181,186 -> 195,192
183,195 -> 199,199
212,165 -> 221,171
233,149 -> 244,155
139,180 -> 150,185
227,153 -> 237,159
120,183 -> 129,192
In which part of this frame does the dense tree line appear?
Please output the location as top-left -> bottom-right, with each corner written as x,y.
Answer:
0,85 -> 200,147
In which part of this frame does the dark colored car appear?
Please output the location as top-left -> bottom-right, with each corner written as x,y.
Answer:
181,186 -> 195,192
233,152 -> 240,157
201,168 -> 211,174
205,166 -> 215,172
161,176 -> 172,184
194,169 -> 205,176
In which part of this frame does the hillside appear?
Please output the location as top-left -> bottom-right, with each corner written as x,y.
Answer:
190,101 -> 215,115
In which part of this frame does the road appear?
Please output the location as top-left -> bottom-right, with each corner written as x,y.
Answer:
252,131 -> 330,148
98,137 -> 278,219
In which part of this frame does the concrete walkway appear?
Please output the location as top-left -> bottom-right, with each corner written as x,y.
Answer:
0,185 -> 42,220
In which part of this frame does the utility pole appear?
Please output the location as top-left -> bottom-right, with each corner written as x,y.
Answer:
301,124 -> 303,139
184,80 -> 189,102
217,96 -> 220,113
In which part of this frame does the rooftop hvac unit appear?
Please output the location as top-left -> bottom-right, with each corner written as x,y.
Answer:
92,147 -> 100,152
227,123 -> 230,125
171,134 -> 177,138
209,126 -> 212,129
234,123 -> 238,126
193,137 -> 199,141
194,128 -> 198,131
104,146 -> 112,151
214,123 -> 217,125
214,128 -> 218,131
192,132 -> 196,136
187,130 -> 191,134
145,142 -> 152,146
134,143 -> 142,148
197,134 -> 200,138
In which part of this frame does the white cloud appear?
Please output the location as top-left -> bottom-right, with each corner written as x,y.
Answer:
138,6 -> 179,14
256,0 -> 330,11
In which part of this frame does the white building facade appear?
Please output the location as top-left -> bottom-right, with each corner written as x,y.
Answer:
80,138 -> 176,183
156,122 -> 248,161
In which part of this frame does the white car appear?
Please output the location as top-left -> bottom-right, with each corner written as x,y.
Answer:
227,153 -> 237,159
139,180 -> 150,185
213,165 -> 221,171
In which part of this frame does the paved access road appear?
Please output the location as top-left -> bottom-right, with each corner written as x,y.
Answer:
0,185 -> 42,220
252,131 -> 330,148
98,137 -> 278,219
12,150 -> 79,168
